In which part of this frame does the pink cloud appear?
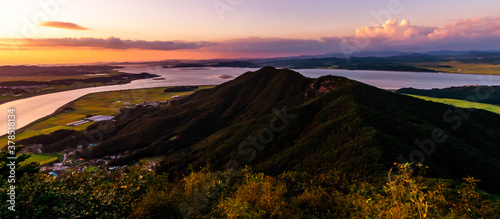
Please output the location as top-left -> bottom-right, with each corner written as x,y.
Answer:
355,19 -> 434,41
428,17 -> 500,39
339,17 -> 500,53
39,21 -> 89,30
354,17 -> 500,42
353,17 -> 500,42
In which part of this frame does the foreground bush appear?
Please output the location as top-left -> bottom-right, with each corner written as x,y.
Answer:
1,162 -> 499,218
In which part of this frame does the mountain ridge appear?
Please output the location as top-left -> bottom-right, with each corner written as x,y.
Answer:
25,67 -> 500,194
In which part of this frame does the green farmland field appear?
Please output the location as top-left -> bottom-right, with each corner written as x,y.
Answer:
408,94 -> 500,114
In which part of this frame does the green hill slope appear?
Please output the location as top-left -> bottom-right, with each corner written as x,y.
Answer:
35,67 -> 500,194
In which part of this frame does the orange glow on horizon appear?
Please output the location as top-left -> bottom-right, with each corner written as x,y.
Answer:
0,48 -> 224,65
0,47 -> 316,66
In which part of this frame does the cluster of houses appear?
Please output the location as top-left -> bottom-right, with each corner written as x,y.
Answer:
66,115 -> 115,126
36,96 -> 188,176
129,101 -> 166,108
40,149 -> 139,177
124,96 -> 181,108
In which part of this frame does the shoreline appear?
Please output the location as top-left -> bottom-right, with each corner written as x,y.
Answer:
137,65 -> 500,76
2,67 -> 500,138
0,85 -> 212,142
2,67 -> 499,108
0,71 -> 158,105
311,67 -> 500,76
0,97 -> 79,150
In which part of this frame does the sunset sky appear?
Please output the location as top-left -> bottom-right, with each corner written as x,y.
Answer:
1,0 -> 499,65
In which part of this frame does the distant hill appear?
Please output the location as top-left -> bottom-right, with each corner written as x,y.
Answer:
0,65 -> 122,77
0,72 -> 158,86
32,67 -> 500,194
154,50 -> 500,72
257,56 -> 439,71
210,61 -> 262,68
167,61 -> 261,68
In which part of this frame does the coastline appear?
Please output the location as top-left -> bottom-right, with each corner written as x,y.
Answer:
312,67 -> 500,76
0,85 -> 212,147
4,67 -> 494,106
0,71 -> 159,105
0,96 -> 80,150
3,67 -> 500,139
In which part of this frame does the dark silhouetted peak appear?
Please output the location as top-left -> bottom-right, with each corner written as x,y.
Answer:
231,66 -> 305,84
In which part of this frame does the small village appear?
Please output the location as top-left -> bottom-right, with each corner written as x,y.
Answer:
19,97 -> 187,177
30,144 -> 158,177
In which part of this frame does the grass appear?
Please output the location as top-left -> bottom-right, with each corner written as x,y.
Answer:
84,166 -> 98,172
407,94 -> 500,114
1,86 -> 214,149
21,153 -> 60,166
424,61 -> 500,75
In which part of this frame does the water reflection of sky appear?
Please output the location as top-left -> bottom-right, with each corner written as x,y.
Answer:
2,67 -> 500,134
121,66 -> 500,90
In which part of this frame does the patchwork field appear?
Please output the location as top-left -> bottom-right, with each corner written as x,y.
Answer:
20,153 -> 60,166
424,61 -> 500,75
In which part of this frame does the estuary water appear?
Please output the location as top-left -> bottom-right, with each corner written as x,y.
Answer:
2,66 -> 500,135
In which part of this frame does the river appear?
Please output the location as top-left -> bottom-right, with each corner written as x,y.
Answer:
2,66 -> 500,135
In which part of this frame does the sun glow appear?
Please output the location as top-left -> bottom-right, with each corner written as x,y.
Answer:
0,48 -> 218,65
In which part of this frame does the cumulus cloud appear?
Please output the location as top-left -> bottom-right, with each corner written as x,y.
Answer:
39,21 -> 89,30
340,17 -> 500,53
355,19 -> 434,41
19,37 -> 211,50
428,17 -> 500,39
206,17 -> 500,56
